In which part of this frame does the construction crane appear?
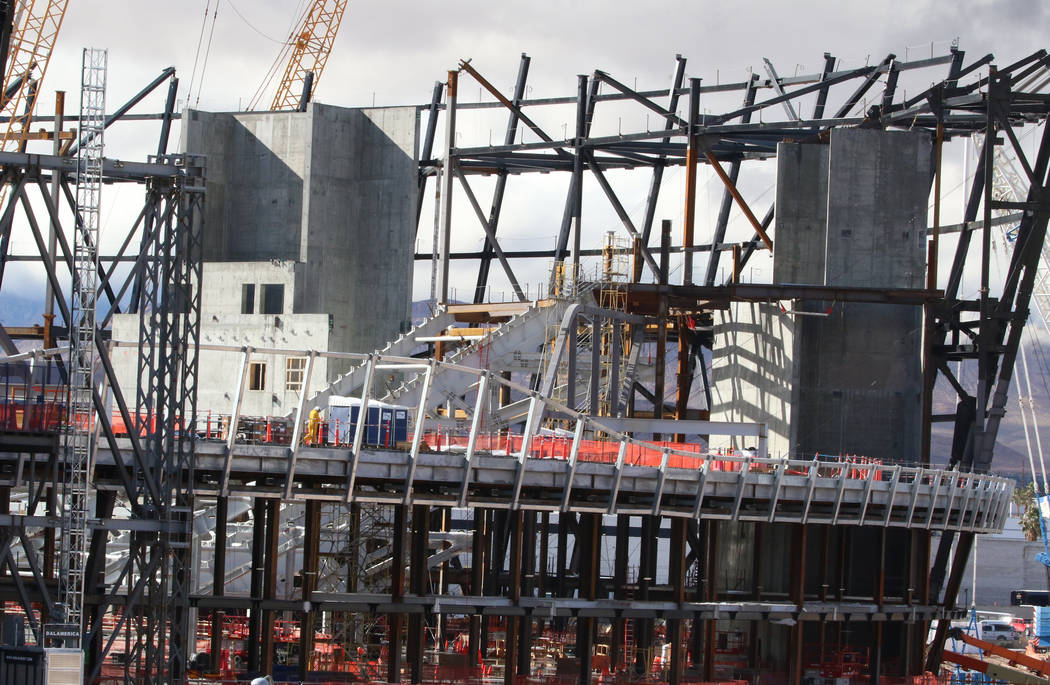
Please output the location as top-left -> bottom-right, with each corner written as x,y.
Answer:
0,0 -> 68,151
265,0 -> 347,112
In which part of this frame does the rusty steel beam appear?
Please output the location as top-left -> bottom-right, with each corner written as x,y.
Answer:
704,150 -> 773,251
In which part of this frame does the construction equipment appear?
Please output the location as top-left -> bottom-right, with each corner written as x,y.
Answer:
0,0 -> 68,151
942,628 -> 1050,685
267,0 -> 347,112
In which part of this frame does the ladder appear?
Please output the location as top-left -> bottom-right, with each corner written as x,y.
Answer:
60,46 -> 106,647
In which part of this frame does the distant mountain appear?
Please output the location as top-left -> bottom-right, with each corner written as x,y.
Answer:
0,292 -> 44,326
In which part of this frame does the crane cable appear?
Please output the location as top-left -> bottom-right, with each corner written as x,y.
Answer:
247,0 -> 312,111
187,0 -> 216,107
193,1 -> 222,107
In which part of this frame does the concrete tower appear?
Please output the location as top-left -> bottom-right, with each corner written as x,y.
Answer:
113,103 -> 418,417
711,128 -> 931,461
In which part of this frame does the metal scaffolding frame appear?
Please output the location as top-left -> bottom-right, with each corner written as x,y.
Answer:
412,45 -> 1050,680
0,59 -> 201,683
0,43 -> 1047,684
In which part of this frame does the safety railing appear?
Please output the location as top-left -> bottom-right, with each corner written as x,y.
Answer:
6,342 -> 1014,532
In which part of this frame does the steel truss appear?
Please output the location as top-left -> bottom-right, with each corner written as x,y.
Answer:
0,43 -> 1045,684
0,59 -> 202,682
417,46 -> 1050,678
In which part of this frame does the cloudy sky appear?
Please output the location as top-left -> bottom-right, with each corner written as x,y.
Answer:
1,0 -> 1047,309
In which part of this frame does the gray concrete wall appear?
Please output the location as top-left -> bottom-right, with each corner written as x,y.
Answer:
934,518 -> 1042,607
793,129 -> 928,461
181,104 -> 419,381
710,303 -> 796,456
713,130 -> 929,461
771,142 -> 829,285
182,110 -> 307,262
303,104 -> 418,368
112,261 -> 332,419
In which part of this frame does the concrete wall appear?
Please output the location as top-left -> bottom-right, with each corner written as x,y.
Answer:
302,104 -> 418,368
709,303 -> 796,456
712,129 -> 929,461
181,103 -> 419,381
111,261 -> 332,418
182,110 -> 307,262
934,518 -> 1042,607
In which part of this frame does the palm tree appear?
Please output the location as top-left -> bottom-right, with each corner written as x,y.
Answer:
1014,483 -> 1042,542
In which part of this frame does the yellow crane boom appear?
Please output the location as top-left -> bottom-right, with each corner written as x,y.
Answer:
1,0 -> 67,151
270,0 -> 347,112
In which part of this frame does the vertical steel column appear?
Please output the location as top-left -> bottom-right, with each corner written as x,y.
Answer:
704,74 -> 758,285
577,513 -> 599,685
909,528 -> 930,675
641,55 -> 688,246
210,496 -> 228,672
589,318 -> 601,415
261,499 -> 279,677
567,313 -> 578,411
752,523 -> 765,600
468,508 -> 487,666
408,504 -> 428,684
474,54 -> 531,302
669,517 -> 686,685
702,520 -> 718,681
84,490 -> 115,680
570,74 -> 588,281
675,316 -> 691,440
247,497 -> 266,673
417,80 -> 444,228
635,515 -> 655,674
388,505 -> 406,683
653,221 -> 670,440
43,90 -> 64,327
479,509 -> 494,658
682,78 -> 701,285
611,515 -> 629,671
300,499 -> 321,679
436,70 -> 457,306
538,512 -> 550,598
872,528 -> 886,685
506,510 -> 523,683
556,512 -> 569,608
926,533 -> 974,672
347,503 -> 360,594
518,511 -> 535,675
690,521 -> 703,667
788,524 -> 807,685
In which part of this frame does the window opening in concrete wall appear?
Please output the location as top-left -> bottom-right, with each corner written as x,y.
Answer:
241,284 -> 255,314
249,362 -> 266,391
261,284 -> 284,315
286,357 -> 306,392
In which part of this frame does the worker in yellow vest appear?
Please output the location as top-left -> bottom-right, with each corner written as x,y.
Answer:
306,407 -> 321,446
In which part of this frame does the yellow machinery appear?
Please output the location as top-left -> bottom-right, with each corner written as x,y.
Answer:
0,0 -> 67,151
269,0 -> 347,112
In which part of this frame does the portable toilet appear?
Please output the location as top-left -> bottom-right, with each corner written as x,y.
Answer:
327,397 -> 409,447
